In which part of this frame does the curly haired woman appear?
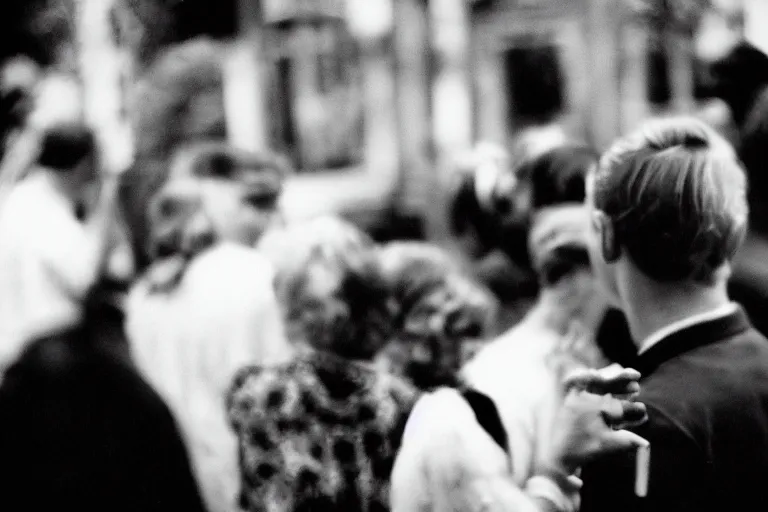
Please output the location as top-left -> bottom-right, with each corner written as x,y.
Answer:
229,217 -> 418,512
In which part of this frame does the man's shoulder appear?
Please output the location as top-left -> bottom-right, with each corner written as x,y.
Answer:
639,328 -> 768,429
642,327 -> 768,391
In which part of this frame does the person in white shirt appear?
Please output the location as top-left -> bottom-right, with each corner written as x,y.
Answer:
388,240 -> 648,512
126,143 -> 292,512
463,204 -> 611,488
0,122 -> 118,373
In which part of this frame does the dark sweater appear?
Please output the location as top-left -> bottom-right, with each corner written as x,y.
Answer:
581,308 -> 768,512
0,297 -> 207,512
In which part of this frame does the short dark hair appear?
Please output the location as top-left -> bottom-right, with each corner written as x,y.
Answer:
709,41 -> 768,124
518,144 -> 597,209
170,141 -> 290,182
593,117 -> 748,283
378,242 -> 497,341
38,122 -> 96,170
539,246 -> 591,286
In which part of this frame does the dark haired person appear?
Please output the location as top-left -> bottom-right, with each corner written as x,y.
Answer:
462,204 -> 616,499
125,139 -> 288,270
450,144 -> 610,328
375,240 -> 498,391
0,279 -> 207,512
707,41 -> 768,336
387,229 -> 648,512
0,121 -> 119,373
580,118 -> 768,512
126,143 -> 291,512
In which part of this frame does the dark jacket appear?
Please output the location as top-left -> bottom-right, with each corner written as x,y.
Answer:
0,293 -> 207,512
580,308 -> 768,512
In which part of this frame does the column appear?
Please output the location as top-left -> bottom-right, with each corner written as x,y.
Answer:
393,0 -> 432,213
475,46 -> 508,145
428,0 -> 474,242
587,0 -> 621,149
224,0 -> 270,152
77,0 -> 133,175
667,29 -> 695,114
619,20 -> 650,134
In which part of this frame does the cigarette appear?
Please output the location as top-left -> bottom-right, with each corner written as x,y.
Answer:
635,443 -> 650,497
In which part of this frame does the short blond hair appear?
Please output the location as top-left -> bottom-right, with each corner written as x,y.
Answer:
593,117 -> 748,283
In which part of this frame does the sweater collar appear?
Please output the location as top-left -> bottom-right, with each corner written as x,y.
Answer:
635,307 -> 751,377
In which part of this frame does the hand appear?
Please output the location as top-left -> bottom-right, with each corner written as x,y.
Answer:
545,389 -> 649,474
563,364 -> 642,400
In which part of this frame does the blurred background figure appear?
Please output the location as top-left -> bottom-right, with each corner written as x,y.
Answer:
258,215 -> 387,347
121,39 -> 230,270
228,216 -> 417,512
0,122 -> 120,375
391,362 -> 648,512
126,142 -> 291,512
464,204 -> 609,487
165,142 -> 287,248
0,275 -> 207,512
377,240 -> 498,390
703,40 -> 768,336
0,55 -> 40,160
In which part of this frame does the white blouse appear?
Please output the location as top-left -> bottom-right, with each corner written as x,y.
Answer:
390,387 -> 580,512
126,243 -> 293,512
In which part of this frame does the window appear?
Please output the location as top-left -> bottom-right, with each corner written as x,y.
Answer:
646,30 -> 672,106
503,42 -> 565,126
264,19 -> 365,172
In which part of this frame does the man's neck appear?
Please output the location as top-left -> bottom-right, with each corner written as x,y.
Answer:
619,274 -> 731,348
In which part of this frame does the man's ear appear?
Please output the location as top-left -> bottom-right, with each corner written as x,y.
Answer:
592,210 -> 620,263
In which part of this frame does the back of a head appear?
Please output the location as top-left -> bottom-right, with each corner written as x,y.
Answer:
260,215 -> 375,299
379,242 -> 462,305
379,241 -> 497,340
38,121 -> 95,171
709,41 -> 768,119
260,216 -> 392,360
593,117 -> 748,284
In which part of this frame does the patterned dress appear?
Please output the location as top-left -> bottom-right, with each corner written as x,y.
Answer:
227,350 -> 419,512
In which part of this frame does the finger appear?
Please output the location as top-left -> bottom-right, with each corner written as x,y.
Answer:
603,400 -> 648,428
599,365 -> 641,382
563,368 -> 600,392
587,368 -> 642,396
614,403 -> 649,429
600,397 -> 625,426
602,430 -> 650,453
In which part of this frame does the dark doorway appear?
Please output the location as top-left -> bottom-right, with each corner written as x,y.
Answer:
503,43 -> 565,126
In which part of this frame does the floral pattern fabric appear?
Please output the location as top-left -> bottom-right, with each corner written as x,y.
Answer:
227,351 -> 418,512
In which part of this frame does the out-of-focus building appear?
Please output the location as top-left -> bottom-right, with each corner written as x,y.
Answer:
94,0 -> 725,241
237,0 -> 709,239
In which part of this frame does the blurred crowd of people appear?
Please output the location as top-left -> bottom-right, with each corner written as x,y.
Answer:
1,30 -> 768,512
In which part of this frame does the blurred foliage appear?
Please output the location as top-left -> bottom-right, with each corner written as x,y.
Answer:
627,0 -> 712,32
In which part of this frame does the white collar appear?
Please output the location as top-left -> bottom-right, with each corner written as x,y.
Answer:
638,303 -> 739,355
